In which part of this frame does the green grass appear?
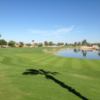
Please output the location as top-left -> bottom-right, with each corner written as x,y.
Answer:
0,47 -> 100,100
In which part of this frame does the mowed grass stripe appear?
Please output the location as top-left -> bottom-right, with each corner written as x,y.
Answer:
82,60 -> 100,78
16,53 -> 45,60
60,58 -> 74,71
32,55 -> 53,63
45,57 -> 64,66
38,56 -> 60,65
50,58 -> 67,68
85,60 -> 100,71
14,54 -> 54,66
0,48 -> 100,100
0,67 -> 26,100
81,59 -> 96,71
71,59 -> 84,70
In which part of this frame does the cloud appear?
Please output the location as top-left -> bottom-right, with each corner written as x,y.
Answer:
30,25 -> 74,34
53,26 -> 74,34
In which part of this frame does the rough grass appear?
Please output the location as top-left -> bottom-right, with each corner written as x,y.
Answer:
0,47 -> 100,100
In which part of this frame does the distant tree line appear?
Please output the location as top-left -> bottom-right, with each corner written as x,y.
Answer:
0,34 -> 100,48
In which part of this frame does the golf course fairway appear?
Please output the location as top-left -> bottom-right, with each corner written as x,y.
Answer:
0,48 -> 100,100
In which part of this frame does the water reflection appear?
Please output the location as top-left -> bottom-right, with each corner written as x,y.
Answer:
98,52 -> 100,56
73,49 -> 87,57
82,50 -> 87,57
73,48 -> 80,53
56,48 -> 100,60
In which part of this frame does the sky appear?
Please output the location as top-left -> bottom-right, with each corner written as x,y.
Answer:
0,0 -> 100,43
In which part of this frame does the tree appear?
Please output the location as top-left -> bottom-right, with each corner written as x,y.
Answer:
8,41 -> 16,47
44,41 -> 49,46
57,42 -> 64,46
32,40 -> 35,47
48,41 -> 54,46
0,39 -> 7,47
77,42 -> 81,46
38,43 -> 43,47
82,39 -> 88,45
98,43 -> 100,47
74,42 -> 77,46
19,42 -> 24,47
65,43 -> 68,46
26,43 -> 32,47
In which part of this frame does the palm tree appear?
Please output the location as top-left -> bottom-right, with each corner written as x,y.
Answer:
32,40 -> 34,47
82,39 -> 88,46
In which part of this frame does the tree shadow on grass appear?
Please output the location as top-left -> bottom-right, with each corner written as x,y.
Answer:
22,69 -> 89,100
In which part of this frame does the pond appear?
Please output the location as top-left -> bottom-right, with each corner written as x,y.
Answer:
55,48 -> 100,60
